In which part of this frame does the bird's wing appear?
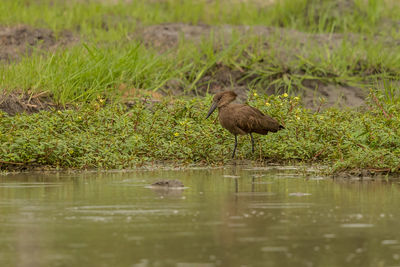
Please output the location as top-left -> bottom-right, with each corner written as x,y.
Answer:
234,105 -> 280,133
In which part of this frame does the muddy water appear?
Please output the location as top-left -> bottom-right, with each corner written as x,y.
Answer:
0,168 -> 400,267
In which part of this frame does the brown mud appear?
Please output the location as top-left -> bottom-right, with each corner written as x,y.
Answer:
0,161 -> 396,178
0,25 -> 77,62
0,90 -> 59,116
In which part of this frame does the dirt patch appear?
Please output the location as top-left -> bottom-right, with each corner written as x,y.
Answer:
0,25 -> 78,62
0,87 -> 168,115
0,91 -> 58,115
300,80 -> 365,109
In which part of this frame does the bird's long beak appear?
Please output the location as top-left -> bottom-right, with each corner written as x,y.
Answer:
206,101 -> 218,119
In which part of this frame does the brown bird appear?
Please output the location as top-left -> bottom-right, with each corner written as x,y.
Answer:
206,91 -> 284,158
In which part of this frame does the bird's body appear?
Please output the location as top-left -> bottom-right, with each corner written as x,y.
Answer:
218,103 -> 282,135
206,91 -> 283,158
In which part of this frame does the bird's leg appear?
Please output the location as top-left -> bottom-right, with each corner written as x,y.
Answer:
232,134 -> 238,159
250,133 -> 255,153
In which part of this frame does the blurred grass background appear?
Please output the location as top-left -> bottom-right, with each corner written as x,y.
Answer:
0,0 -> 399,105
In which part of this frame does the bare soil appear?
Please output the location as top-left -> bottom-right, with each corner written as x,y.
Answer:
0,90 -> 59,115
0,25 -> 77,62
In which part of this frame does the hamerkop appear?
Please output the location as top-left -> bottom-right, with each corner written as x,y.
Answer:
206,91 -> 284,158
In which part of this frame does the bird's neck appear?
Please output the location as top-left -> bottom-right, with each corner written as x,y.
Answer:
218,101 -> 233,109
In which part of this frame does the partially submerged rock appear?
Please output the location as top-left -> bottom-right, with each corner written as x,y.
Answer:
151,179 -> 184,188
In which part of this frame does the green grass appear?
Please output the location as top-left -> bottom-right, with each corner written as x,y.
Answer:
1,91 -> 399,174
2,32 -> 400,104
1,44 -> 180,103
1,0 -> 400,103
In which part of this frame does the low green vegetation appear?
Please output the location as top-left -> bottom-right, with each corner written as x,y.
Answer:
1,91 -> 399,174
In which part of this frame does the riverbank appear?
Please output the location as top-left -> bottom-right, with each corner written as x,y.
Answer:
1,0 -> 400,175
1,92 -> 399,175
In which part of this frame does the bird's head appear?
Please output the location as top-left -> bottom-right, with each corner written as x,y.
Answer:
206,91 -> 237,119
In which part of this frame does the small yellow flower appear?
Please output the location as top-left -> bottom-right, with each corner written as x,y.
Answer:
174,132 -> 179,137
294,96 -> 300,101
282,93 -> 288,98
296,116 -> 300,120
78,116 -> 82,120
99,98 -> 105,103
57,110 -> 62,114
265,102 -> 271,106
253,92 -> 258,97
